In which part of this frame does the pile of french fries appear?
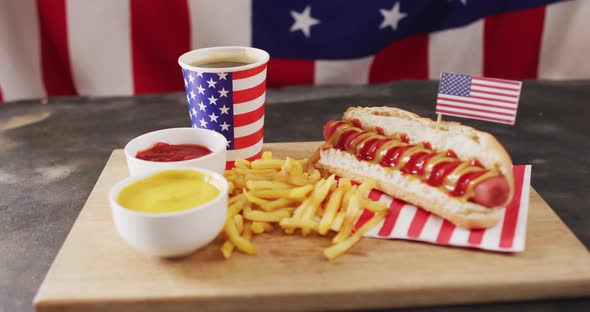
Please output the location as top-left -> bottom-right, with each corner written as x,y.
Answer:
222,151 -> 389,260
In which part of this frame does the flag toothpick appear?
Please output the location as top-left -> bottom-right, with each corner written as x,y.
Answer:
435,113 -> 442,130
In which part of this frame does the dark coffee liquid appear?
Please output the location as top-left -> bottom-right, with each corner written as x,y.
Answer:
190,55 -> 257,68
194,61 -> 251,68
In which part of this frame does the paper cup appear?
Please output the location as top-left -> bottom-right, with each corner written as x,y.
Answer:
178,47 -> 269,169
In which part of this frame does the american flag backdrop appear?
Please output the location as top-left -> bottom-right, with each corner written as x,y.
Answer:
182,63 -> 267,167
436,72 -> 522,125
0,0 -> 589,103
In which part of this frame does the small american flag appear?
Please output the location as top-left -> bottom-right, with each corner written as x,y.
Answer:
436,72 -> 522,125
182,64 -> 266,168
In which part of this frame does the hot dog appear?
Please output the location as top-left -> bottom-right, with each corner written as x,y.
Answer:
315,107 -> 514,229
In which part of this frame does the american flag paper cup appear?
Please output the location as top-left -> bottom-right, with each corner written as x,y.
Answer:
178,47 -> 269,168
355,165 -> 532,252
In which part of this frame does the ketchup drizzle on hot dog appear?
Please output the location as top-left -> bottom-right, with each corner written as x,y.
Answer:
323,120 -> 504,205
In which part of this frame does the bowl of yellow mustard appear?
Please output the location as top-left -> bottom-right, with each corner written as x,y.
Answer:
109,168 -> 228,258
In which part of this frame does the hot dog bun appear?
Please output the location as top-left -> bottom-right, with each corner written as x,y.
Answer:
317,106 -> 514,229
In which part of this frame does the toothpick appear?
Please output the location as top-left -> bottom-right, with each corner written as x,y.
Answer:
436,113 -> 442,130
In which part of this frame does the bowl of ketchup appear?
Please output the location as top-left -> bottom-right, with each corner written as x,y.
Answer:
124,128 -> 227,176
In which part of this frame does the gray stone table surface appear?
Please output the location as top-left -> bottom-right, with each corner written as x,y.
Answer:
1,81 -> 589,312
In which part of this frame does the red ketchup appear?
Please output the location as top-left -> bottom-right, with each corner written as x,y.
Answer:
135,142 -> 213,162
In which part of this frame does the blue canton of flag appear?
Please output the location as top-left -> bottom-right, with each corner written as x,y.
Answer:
183,69 -> 234,150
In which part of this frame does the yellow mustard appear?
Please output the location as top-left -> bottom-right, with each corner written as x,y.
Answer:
117,170 -> 220,213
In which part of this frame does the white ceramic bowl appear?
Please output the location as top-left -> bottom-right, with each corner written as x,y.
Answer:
109,168 -> 228,258
124,127 -> 227,176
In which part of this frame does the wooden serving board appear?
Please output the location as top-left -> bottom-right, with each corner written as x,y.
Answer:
34,142 -> 590,312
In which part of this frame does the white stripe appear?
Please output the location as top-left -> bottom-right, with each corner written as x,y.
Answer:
418,215 -> 443,243
233,69 -> 266,91
437,106 -> 515,121
438,94 -> 518,108
471,85 -> 520,96
480,212 -> 503,249
539,1 -> 590,79
234,115 -> 264,137
436,100 -> 517,114
390,205 -> 415,238
233,93 -> 265,115
511,166 -> 531,252
449,226 -> 470,246
469,92 -> 519,103
227,138 -> 263,160
67,0 -> 133,96
188,0 -> 251,49
315,56 -> 374,85
428,21 -> 483,79
472,78 -> 521,90
0,0 -> 45,101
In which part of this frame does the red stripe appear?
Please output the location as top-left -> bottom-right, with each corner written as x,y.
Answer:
234,64 -> 267,80
131,0 -> 190,94
499,165 -> 525,248
378,199 -> 405,237
354,189 -> 383,230
233,80 -> 266,103
436,109 -> 515,124
355,210 -> 375,231
474,77 -> 522,86
369,35 -> 428,83
439,95 -> 517,107
266,59 -> 314,88
483,7 -> 545,80
0,85 -> 3,103
436,220 -> 456,244
225,150 -> 263,169
407,208 -> 430,238
471,83 -> 521,92
436,103 -> 516,117
234,127 -> 264,149
37,0 -> 77,96
234,104 -> 265,127
468,229 -> 485,245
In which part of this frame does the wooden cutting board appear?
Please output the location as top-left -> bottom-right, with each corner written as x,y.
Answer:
34,142 -> 590,312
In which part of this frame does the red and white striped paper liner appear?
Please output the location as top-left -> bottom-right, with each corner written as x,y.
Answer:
354,165 -> 531,252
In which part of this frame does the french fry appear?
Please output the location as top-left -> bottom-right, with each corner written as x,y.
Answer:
279,218 -> 319,234
229,193 -> 245,205
246,180 -> 292,190
332,194 -> 362,244
235,158 -> 251,169
228,181 -> 235,194
224,217 -> 255,255
251,159 -> 285,170
243,207 -> 294,222
261,151 -> 273,160
357,179 -> 377,197
324,212 -> 387,260
319,188 -> 343,235
360,198 -> 388,212
251,221 -> 273,234
228,196 -> 247,217
258,198 -> 294,212
248,184 -> 313,200
221,240 -> 235,259
234,214 -> 244,234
